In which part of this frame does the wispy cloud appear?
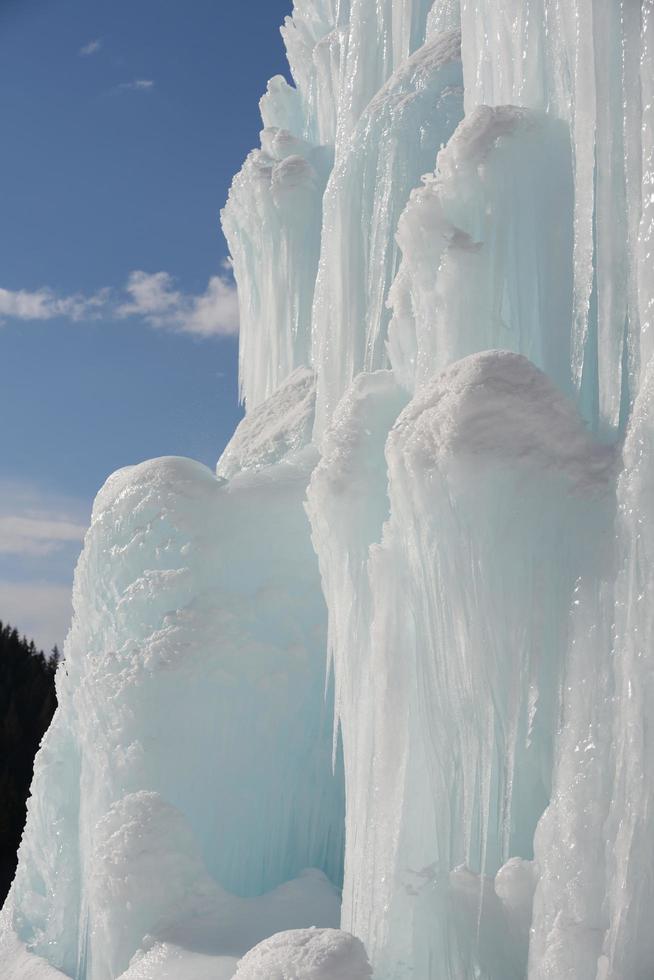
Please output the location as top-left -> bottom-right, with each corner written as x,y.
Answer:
0,286 -> 107,322
0,516 -> 86,557
0,481 -> 89,558
0,481 -> 91,651
0,270 -> 239,337
116,79 -> 155,93
0,581 -> 73,654
80,38 -> 102,56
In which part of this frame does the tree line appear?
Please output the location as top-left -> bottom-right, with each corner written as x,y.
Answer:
0,621 -> 58,905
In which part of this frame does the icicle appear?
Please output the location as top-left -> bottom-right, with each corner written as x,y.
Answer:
222,130 -> 327,410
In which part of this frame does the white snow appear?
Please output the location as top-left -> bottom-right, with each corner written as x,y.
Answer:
232,928 -> 371,980
0,910 -> 69,980
217,367 -> 316,480
119,945 -> 237,980
391,350 -> 615,491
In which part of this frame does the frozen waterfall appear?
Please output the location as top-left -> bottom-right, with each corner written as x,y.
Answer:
3,1 -> 654,978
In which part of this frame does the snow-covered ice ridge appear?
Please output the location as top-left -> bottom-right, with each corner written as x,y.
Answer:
3,0 -> 654,977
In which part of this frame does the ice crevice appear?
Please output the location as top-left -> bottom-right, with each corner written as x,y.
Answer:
3,1 -> 654,978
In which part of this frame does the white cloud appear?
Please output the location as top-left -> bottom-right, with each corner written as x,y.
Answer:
80,38 -> 102,56
0,581 -> 73,653
117,79 -> 155,93
0,516 -> 86,557
117,270 -> 181,319
118,270 -> 239,336
0,271 -> 239,337
184,275 -> 240,337
0,482 -> 90,651
0,480 -> 89,558
0,286 -> 106,322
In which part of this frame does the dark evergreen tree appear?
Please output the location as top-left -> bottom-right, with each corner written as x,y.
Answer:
0,621 -> 58,905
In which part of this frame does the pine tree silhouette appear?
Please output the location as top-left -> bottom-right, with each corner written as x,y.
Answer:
0,621 -> 58,905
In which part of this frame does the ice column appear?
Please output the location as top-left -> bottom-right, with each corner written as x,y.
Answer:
387,106 -> 574,397
456,0 -> 648,435
309,352 -> 613,979
311,31 -> 463,434
306,371 -> 409,959
9,444 -> 344,978
600,365 -> 654,979
222,129 -> 328,410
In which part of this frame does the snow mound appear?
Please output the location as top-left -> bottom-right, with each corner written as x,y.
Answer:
217,367 -> 316,479
0,910 -> 69,980
90,791 -> 342,979
119,944 -> 237,980
89,791 -> 219,979
233,928 -> 372,980
391,350 -> 616,491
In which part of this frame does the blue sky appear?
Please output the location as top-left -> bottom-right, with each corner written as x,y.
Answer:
0,0 -> 292,649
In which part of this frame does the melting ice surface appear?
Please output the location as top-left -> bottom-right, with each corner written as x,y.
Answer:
3,0 -> 654,977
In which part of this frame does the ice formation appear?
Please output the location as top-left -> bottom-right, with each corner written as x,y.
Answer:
233,928 -> 372,980
3,0 -> 654,978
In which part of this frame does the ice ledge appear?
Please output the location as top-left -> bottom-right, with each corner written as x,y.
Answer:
217,367 -> 317,480
390,351 -> 617,492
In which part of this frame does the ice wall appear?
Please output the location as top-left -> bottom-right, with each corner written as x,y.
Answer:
4,1 -> 654,978
301,0 -> 654,976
